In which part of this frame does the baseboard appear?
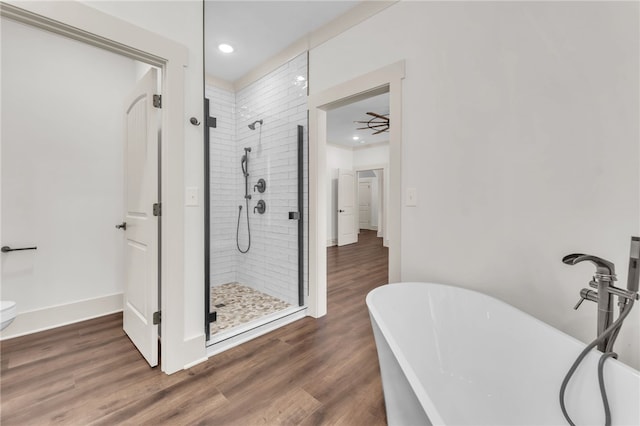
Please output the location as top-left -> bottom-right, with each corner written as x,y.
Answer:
0,293 -> 123,340
181,333 -> 207,371
327,238 -> 337,247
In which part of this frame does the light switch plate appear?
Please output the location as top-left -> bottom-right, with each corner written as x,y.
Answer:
185,186 -> 198,206
406,188 -> 417,207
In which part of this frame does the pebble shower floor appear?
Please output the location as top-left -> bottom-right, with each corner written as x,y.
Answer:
210,282 -> 292,335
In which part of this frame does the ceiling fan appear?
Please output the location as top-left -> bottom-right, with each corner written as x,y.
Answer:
354,112 -> 389,135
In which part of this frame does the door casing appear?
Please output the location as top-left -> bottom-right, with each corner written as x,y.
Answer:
307,61 -> 405,318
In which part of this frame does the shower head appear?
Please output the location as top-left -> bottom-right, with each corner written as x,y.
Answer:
248,119 -> 263,130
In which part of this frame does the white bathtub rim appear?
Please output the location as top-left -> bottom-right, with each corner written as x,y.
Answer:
366,281 -> 640,425
367,284 -> 446,425
369,282 -> 640,376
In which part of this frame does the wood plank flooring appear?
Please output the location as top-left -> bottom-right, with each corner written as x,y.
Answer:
0,230 -> 389,425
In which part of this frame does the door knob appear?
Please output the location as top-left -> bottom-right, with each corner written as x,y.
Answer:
339,209 -> 345,213
115,222 -> 127,230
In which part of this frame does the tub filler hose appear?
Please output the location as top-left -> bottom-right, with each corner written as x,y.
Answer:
559,299 -> 634,426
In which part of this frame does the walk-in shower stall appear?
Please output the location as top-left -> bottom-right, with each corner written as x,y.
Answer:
204,53 -> 308,343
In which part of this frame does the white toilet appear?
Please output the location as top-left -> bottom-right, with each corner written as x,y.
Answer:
1,300 -> 17,331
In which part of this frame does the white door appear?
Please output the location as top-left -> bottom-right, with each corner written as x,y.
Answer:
359,181 -> 372,230
122,68 -> 160,367
338,168 -> 357,246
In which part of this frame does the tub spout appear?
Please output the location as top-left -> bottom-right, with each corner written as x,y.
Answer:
562,253 -> 615,277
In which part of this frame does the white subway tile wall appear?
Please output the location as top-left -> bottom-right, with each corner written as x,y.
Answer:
207,53 -> 308,307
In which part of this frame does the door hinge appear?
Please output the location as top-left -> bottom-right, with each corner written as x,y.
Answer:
153,311 -> 161,325
208,311 -> 217,323
153,94 -> 162,109
153,203 -> 161,217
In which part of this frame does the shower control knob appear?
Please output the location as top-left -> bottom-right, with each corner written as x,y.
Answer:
574,288 -> 597,310
254,178 -> 266,193
254,200 -> 266,215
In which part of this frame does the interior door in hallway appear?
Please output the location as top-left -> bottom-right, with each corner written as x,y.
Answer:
358,180 -> 372,230
338,168 -> 357,246
122,68 -> 160,367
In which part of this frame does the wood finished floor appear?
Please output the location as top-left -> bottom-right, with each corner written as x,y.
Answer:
0,230 -> 389,425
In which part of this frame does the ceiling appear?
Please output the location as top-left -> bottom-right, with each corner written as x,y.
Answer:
204,1 -> 361,83
327,92 -> 390,148
205,0 -> 387,149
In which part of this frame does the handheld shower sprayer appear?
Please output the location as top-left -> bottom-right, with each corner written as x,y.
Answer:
627,236 -> 639,293
237,147 -> 253,253
241,147 -> 251,178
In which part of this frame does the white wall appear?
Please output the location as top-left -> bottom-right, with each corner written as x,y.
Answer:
353,143 -> 389,169
1,17 -> 138,336
311,2 -> 640,368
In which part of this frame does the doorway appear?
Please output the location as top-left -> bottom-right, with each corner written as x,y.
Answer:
0,1 -> 192,374
1,13 -> 162,367
324,90 -> 390,298
325,90 -> 390,250
307,61 -> 404,318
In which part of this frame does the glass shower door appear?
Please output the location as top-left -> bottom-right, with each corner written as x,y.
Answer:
204,53 -> 308,342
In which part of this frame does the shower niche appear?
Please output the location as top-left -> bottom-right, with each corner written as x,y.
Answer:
204,53 -> 308,345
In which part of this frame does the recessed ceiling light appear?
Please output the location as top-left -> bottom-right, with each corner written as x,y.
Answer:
359,140 -> 366,144
352,136 -> 359,140
218,44 -> 234,53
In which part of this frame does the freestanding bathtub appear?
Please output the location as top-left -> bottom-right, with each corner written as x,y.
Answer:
367,282 -> 640,426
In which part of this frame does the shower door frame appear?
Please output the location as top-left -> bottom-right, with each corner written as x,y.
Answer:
203,111 -> 306,341
203,98 -> 214,341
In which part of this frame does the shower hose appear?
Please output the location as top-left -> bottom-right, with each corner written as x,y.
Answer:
559,298 -> 635,426
236,201 -> 251,253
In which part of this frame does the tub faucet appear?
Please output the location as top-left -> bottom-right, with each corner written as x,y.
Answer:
563,248 -> 639,352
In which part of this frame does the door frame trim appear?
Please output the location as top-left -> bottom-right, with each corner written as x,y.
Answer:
1,1 -> 196,374
307,61 -> 404,318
